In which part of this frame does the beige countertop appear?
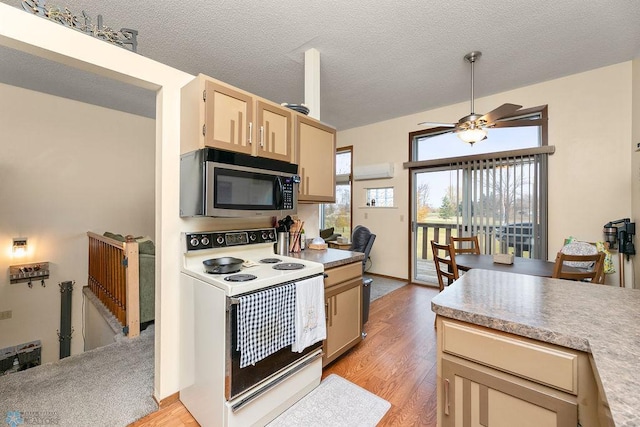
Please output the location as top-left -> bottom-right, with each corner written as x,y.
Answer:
431,268 -> 640,427
288,247 -> 364,269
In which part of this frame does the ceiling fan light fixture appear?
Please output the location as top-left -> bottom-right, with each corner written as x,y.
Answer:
457,127 -> 487,145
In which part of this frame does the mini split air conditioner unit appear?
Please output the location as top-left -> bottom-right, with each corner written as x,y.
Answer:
353,163 -> 394,181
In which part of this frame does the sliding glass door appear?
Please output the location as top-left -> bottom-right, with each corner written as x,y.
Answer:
411,153 -> 548,285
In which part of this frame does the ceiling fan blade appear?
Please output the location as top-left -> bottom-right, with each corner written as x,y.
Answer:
417,121 -> 456,128
491,117 -> 547,128
478,103 -> 523,125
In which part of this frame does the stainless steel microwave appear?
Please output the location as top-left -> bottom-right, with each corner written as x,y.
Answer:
180,148 -> 299,218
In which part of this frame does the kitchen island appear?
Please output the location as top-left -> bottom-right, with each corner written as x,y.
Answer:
432,269 -> 639,427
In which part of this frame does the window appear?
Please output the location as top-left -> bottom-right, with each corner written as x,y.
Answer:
366,187 -> 394,207
321,148 -> 352,237
413,110 -> 546,162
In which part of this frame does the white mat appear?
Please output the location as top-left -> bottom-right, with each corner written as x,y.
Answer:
268,374 -> 391,426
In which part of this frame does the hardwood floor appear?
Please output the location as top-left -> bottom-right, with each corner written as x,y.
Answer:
131,284 -> 439,427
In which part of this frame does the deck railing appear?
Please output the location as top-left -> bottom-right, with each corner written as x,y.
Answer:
87,232 -> 140,337
416,222 -> 503,260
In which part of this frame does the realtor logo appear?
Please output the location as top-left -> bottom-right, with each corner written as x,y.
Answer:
5,411 -> 23,427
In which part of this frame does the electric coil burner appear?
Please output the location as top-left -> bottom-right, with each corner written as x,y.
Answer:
224,274 -> 257,282
260,258 -> 282,264
272,262 -> 305,270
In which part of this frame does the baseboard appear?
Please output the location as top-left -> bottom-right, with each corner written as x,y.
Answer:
154,391 -> 180,409
363,272 -> 407,282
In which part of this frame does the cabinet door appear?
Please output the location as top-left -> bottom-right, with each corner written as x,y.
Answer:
296,116 -> 336,203
441,358 -> 577,427
204,80 -> 253,155
255,100 -> 293,162
323,277 -> 362,366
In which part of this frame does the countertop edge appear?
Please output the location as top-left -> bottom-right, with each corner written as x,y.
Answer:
431,300 -> 592,353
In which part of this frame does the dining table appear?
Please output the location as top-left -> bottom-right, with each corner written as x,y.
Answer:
454,254 -> 571,278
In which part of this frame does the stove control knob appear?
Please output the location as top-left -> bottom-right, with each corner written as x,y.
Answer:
261,231 -> 268,240
249,233 -> 257,242
190,237 -> 199,247
268,231 -> 275,240
216,235 -> 225,245
201,236 -> 210,246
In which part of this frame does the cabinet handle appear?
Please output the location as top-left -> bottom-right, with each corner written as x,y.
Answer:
444,378 -> 450,416
259,125 -> 264,147
248,122 -> 253,144
325,303 -> 329,321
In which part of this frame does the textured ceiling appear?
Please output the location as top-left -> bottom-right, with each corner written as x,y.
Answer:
2,0 -> 640,130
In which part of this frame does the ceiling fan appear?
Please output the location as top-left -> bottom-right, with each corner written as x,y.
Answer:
418,51 -> 527,145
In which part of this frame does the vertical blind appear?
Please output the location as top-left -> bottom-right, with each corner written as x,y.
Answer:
448,152 -> 548,259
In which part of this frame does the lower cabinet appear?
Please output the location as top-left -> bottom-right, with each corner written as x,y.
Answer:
437,318 -> 603,427
441,357 -> 577,427
323,262 -> 362,367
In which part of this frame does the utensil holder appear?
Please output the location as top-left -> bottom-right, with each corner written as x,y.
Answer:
276,232 -> 289,255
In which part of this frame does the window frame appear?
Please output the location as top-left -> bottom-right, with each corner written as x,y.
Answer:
408,105 -> 548,163
320,146 -> 353,234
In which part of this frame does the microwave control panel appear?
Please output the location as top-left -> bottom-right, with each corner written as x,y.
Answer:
282,180 -> 294,210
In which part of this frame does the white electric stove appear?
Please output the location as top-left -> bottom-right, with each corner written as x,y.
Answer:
180,227 -> 324,427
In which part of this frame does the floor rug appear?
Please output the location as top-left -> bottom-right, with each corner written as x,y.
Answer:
367,275 -> 408,301
268,374 -> 391,426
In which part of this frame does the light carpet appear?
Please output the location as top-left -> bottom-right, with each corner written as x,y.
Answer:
268,374 -> 391,427
367,275 -> 408,301
0,326 -> 156,427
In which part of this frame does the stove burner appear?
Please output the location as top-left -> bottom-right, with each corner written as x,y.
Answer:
272,263 -> 305,271
206,267 -> 241,274
224,274 -> 257,282
260,258 -> 282,264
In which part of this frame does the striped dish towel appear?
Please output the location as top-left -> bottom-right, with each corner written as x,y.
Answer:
237,283 -> 296,368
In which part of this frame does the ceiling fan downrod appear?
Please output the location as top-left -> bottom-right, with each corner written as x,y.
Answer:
464,51 -> 481,115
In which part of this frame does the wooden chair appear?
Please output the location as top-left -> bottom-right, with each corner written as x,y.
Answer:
450,235 -> 481,255
431,240 -> 460,292
552,252 -> 606,284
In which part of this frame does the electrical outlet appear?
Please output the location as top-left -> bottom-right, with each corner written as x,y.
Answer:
0,310 -> 12,320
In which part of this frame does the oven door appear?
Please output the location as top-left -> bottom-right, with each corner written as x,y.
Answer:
226,290 -> 322,402
206,163 -> 297,217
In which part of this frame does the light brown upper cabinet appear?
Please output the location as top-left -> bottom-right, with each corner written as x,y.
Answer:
255,100 -> 293,162
296,115 -> 336,203
181,74 -> 293,163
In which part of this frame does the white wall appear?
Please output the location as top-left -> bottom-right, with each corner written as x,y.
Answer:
0,83 -> 155,363
338,62 -> 634,285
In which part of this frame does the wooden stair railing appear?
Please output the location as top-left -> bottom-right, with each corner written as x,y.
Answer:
87,232 -> 140,337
